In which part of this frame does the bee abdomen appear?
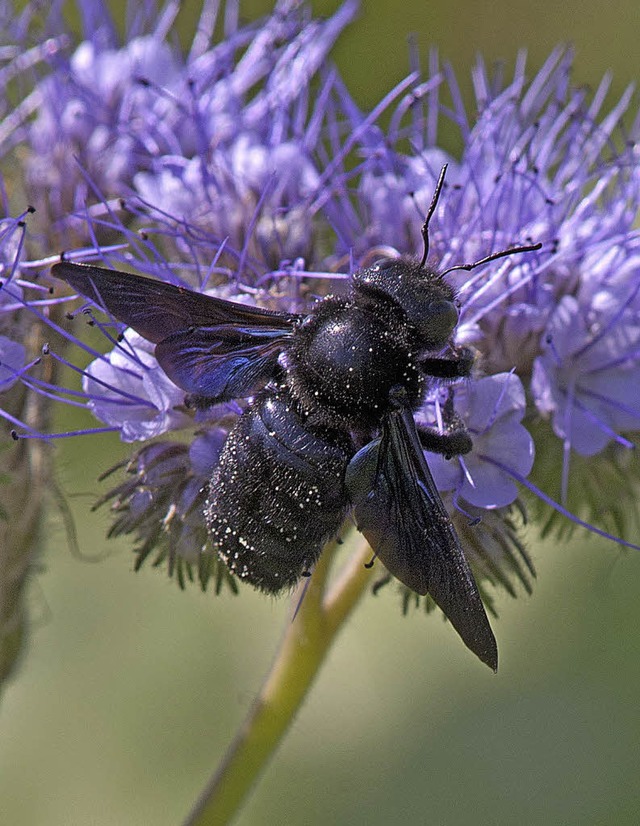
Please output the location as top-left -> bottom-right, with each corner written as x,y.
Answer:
204,390 -> 353,593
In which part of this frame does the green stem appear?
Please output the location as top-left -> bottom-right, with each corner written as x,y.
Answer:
184,530 -> 374,826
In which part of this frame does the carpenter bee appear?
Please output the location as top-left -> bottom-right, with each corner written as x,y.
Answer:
52,166 -> 540,670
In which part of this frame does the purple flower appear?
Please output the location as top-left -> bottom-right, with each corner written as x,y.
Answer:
96,434 -> 235,590
532,293 -> 640,457
26,33 -> 182,214
133,134 -> 324,266
82,331 -> 192,442
23,0 -> 358,237
424,373 -> 534,509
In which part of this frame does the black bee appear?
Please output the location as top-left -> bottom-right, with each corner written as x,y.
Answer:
52,166 -> 540,670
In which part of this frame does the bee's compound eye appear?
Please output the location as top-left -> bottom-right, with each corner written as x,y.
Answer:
427,299 -> 458,338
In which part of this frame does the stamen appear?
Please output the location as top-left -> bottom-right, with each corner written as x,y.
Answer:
483,454 -> 640,552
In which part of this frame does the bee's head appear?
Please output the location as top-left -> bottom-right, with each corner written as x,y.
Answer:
353,163 -> 540,348
352,256 -> 459,347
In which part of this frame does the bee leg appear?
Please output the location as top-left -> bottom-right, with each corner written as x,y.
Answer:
418,386 -> 472,457
417,424 -> 472,457
419,346 -> 474,378
372,573 -> 392,595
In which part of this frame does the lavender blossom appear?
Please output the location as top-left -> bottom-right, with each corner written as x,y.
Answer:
94,431 -> 235,591
82,331 -> 191,442
24,0 -> 358,246
424,372 -> 535,510
532,293 -> 640,458
3,2 -> 639,622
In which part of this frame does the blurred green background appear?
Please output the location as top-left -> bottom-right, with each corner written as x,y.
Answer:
3,1 -> 640,824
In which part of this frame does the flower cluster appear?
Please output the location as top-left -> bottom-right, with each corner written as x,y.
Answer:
2,1 -> 639,613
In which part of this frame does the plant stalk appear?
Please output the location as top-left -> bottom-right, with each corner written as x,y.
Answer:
184,530 -> 374,825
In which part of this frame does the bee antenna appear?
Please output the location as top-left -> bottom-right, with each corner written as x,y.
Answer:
419,164 -> 448,268
440,241 -> 542,277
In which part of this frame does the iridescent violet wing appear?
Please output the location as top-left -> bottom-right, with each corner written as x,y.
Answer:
53,262 -> 301,402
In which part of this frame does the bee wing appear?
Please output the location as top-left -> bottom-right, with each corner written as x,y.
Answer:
52,261 -> 301,401
154,326 -> 291,401
345,407 -> 497,670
